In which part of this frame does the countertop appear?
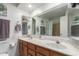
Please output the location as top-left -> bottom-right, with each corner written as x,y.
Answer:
19,37 -> 79,56
0,53 -> 8,56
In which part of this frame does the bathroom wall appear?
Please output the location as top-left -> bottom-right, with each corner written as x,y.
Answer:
0,4 -> 29,56
60,15 -> 69,37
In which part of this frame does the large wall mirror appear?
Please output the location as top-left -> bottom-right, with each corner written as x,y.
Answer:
32,5 -> 68,37
32,5 -> 79,37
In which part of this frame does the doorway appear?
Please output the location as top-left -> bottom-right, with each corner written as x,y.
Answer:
52,23 -> 60,36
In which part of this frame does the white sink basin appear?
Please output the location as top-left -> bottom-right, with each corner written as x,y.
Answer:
46,43 -> 66,49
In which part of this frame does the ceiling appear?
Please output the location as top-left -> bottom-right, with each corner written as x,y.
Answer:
11,3 -> 67,18
37,4 -> 67,19
16,3 -> 47,14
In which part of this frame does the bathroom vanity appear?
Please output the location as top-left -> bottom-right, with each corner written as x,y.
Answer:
18,36 -> 79,56
18,36 -> 78,56
18,39 -> 66,56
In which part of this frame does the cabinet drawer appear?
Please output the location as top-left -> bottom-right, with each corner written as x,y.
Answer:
28,49 -> 35,56
23,41 -> 27,46
36,46 -> 50,56
28,43 -> 35,50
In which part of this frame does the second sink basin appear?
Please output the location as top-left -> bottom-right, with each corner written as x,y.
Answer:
32,38 -> 67,49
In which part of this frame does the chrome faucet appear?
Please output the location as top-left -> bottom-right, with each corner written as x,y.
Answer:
27,35 -> 32,39
56,40 -> 60,44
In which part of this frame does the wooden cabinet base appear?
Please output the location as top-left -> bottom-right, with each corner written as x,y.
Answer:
50,50 -> 66,56
19,39 -> 66,56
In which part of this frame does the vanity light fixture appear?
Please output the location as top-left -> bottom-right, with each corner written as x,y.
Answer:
28,4 -> 32,8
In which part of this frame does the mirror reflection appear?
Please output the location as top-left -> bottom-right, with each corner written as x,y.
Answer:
32,5 -> 67,37
31,4 -> 79,37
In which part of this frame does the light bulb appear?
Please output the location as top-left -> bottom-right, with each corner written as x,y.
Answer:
28,4 -> 32,8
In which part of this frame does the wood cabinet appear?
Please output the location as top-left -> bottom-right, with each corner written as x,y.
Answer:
28,43 -> 36,50
27,43 -> 36,56
36,46 -> 50,56
19,40 -> 28,56
22,45 -> 28,56
50,50 -> 66,56
18,39 -> 67,56
22,41 -> 28,56
18,40 -> 23,56
28,49 -> 35,56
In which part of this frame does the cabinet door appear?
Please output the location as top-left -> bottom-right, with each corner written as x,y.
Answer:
28,42 -> 35,50
23,45 -> 28,56
36,46 -> 50,56
28,49 -> 35,56
23,41 -> 27,46
19,40 -> 23,56
19,45 -> 23,56
22,41 -> 28,56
